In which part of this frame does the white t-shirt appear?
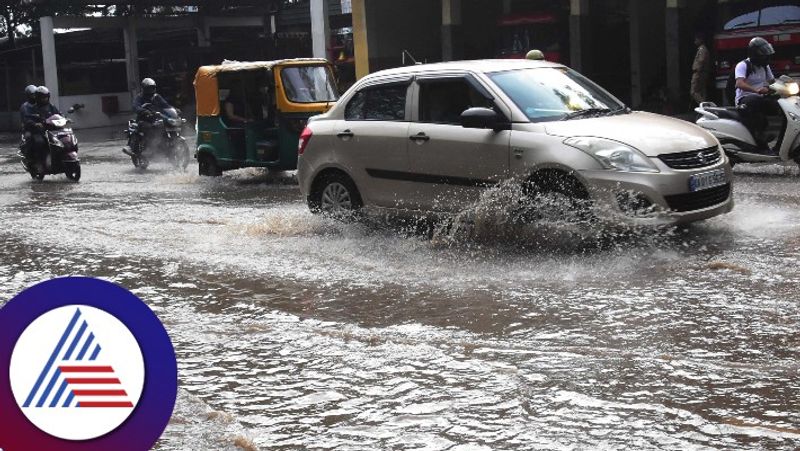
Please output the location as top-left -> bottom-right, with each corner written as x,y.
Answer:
735,58 -> 774,104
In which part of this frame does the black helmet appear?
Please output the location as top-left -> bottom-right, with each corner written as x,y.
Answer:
24,85 -> 37,102
748,37 -> 775,67
141,78 -> 157,97
35,86 -> 50,106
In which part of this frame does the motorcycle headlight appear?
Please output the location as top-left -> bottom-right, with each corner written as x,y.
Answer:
787,82 -> 799,96
564,137 -> 659,173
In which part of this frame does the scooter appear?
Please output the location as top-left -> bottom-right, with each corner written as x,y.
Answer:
21,104 -> 84,181
123,104 -> 189,170
695,75 -> 800,166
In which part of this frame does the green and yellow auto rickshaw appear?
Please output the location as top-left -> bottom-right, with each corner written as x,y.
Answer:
193,58 -> 338,176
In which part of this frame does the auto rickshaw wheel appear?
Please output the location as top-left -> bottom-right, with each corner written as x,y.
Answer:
198,154 -> 222,177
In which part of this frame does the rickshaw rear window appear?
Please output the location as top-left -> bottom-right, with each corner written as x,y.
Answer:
281,66 -> 339,103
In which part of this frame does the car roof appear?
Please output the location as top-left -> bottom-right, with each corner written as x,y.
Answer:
365,59 -> 566,80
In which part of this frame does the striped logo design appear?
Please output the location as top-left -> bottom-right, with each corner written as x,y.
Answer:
23,308 -> 133,409
10,305 -> 145,441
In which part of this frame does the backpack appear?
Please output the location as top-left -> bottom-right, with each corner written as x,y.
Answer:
725,59 -> 773,105
725,59 -> 751,105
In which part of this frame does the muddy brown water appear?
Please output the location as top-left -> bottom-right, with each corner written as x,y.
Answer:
1,137 -> 799,450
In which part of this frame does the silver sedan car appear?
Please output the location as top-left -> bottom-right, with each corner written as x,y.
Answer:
297,60 -> 733,225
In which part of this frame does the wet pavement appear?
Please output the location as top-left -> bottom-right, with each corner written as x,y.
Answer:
1,131 -> 799,450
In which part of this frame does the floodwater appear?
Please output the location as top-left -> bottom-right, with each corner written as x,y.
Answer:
1,132 -> 799,450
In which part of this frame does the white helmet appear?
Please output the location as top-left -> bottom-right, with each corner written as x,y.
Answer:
141,78 -> 157,96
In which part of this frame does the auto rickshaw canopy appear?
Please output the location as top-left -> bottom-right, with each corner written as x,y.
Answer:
194,58 -> 331,117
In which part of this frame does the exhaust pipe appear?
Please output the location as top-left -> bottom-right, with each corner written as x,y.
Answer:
122,147 -> 134,157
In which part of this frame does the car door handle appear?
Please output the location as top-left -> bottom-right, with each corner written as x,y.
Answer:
409,132 -> 430,142
337,130 -> 354,139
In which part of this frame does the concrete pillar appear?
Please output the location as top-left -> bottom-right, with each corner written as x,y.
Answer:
310,0 -> 330,60
196,16 -> 210,47
123,17 -> 140,102
665,0 -> 684,110
39,16 -> 60,109
569,0 -> 590,72
352,0 -> 370,79
441,0 -> 462,61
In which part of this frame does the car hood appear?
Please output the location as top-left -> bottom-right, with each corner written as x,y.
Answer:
544,111 -> 716,156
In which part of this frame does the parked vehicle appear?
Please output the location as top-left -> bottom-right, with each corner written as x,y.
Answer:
22,104 -> 84,181
123,105 -> 190,170
193,58 -> 338,176
714,4 -> 800,103
495,11 -> 566,63
297,60 -> 734,225
695,75 -> 800,166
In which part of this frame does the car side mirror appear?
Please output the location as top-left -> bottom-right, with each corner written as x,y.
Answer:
461,107 -> 507,130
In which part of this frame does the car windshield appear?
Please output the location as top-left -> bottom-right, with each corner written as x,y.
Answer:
281,66 -> 339,103
489,68 -> 625,122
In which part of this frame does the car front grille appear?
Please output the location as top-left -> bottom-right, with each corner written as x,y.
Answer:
658,146 -> 721,169
664,184 -> 731,212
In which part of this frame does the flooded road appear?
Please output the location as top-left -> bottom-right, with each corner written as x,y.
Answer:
1,132 -> 799,450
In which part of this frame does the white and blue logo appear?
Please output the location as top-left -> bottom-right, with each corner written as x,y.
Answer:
0,277 -> 175,451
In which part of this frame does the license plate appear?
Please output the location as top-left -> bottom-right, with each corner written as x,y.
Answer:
689,168 -> 727,192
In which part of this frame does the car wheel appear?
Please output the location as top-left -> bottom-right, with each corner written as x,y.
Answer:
310,172 -> 362,219
520,170 -> 593,223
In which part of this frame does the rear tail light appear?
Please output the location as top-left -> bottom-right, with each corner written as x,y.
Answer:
298,127 -> 313,155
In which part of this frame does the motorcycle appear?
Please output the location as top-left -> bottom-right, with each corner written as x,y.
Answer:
695,75 -> 800,166
123,104 -> 190,171
21,104 -> 84,181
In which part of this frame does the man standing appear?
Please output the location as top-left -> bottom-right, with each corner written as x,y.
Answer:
690,33 -> 711,104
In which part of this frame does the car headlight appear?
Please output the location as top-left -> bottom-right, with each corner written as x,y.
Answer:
564,137 -> 659,173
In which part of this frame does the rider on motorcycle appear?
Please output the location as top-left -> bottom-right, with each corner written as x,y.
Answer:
735,37 -> 778,150
18,85 -> 38,160
130,78 -> 173,154
22,86 -> 60,160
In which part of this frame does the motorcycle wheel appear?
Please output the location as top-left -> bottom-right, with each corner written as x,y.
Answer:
132,154 -> 149,170
174,141 -> 191,171
65,162 -> 81,182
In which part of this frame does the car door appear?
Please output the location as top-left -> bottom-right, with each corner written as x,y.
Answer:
330,80 -> 414,208
406,75 -> 511,211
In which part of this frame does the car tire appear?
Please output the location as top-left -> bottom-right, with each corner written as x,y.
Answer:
309,172 -> 363,219
521,170 -> 593,223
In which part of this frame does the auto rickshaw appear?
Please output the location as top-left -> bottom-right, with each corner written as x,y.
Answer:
193,58 -> 338,176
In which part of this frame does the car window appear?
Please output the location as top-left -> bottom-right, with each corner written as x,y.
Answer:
345,84 -> 408,121
489,68 -> 624,122
418,79 -> 495,124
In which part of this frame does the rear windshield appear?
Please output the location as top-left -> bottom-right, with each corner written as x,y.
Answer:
281,66 -> 339,103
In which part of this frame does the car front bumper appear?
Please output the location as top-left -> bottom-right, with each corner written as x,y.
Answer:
578,158 -> 734,226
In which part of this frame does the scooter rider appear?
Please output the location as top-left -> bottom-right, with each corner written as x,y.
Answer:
18,85 -> 38,160
22,86 -> 60,158
735,37 -> 778,149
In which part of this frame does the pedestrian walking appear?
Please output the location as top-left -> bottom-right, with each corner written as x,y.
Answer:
691,32 -> 711,104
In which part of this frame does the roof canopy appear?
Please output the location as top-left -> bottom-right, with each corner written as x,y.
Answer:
194,58 -> 330,116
